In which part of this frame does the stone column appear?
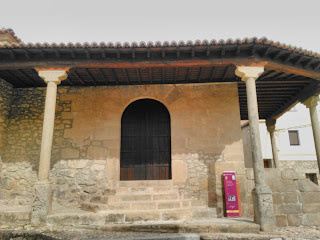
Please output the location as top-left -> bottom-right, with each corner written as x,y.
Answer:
236,66 -> 277,232
266,119 -> 280,168
302,95 -> 320,172
31,70 -> 67,226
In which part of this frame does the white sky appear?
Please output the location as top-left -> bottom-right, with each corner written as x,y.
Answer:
1,0 -> 320,53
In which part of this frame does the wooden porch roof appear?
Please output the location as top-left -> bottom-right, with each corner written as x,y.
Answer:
0,36 -> 320,121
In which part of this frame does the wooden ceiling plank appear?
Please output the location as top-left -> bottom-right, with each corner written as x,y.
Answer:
210,67 -> 216,81
186,67 -> 190,82
162,67 -> 165,82
221,65 -> 229,81
259,70 -> 276,80
18,69 -> 38,85
84,68 -> 97,85
3,70 -> 25,86
174,67 -> 178,83
71,69 -> 85,85
136,68 -> 141,83
198,67 -> 203,82
123,68 -> 130,83
149,68 -> 153,82
111,68 -> 119,84
98,68 -> 109,84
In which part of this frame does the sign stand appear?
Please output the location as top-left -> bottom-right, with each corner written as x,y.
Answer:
223,171 -> 241,217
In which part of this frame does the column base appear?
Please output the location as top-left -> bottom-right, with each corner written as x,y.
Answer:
252,185 -> 277,232
31,181 -> 53,226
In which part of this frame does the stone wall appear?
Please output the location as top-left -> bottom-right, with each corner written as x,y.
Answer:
246,168 -> 320,227
0,79 -> 13,154
280,160 -> 319,183
0,83 -> 247,214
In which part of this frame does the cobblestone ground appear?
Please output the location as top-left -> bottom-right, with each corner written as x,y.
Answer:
0,225 -> 320,240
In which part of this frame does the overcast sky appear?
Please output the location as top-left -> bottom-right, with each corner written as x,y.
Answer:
1,0 -> 320,53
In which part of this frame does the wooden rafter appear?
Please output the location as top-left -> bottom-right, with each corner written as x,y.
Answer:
136,68 -> 141,83
17,69 -> 37,85
98,68 -> 109,84
84,68 -> 97,85
162,67 -> 165,82
198,67 -> 203,82
186,67 -> 190,82
174,67 -> 178,82
123,68 -> 130,83
111,68 -> 119,84
210,67 -> 215,81
221,65 -> 229,81
149,68 -> 153,82
71,69 -> 85,85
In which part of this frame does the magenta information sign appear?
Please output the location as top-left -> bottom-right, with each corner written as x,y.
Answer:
223,171 -> 240,217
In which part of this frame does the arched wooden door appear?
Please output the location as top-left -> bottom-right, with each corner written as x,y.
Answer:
120,99 -> 171,180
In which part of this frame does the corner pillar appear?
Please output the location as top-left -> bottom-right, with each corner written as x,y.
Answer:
236,66 -> 277,232
31,70 -> 68,226
302,95 -> 320,173
266,119 -> 280,168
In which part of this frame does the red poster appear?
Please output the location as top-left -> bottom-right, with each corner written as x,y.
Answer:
223,171 -> 240,217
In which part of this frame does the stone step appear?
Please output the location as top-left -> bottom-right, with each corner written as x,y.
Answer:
92,193 -> 180,203
118,180 -> 173,188
48,208 -> 220,226
82,199 -> 196,212
113,185 -> 179,195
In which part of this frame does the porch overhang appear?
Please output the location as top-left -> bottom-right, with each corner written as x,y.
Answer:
1,37 -> 320,121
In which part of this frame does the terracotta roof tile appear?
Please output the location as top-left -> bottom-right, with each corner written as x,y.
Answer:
0,28 -> 21,43
0,32 -> 319,58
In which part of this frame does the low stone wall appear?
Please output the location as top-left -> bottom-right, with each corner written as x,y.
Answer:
280,160 -> 319,182
246,168 -> 320,227
0,158 -> 108,207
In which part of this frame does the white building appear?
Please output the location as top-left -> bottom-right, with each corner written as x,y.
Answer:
242,103 -> 320,185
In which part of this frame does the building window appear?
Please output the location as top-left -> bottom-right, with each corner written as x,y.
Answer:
263,159 -> 272,168
288,130 -> 300,146
306,173 -> 318,185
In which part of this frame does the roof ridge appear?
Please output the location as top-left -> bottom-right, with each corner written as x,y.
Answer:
0,28 -> 21,43
0,36 -> 319,58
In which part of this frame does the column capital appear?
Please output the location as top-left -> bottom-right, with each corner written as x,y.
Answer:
302,95 -> 319,109
235,66 -> 264,82
266,119 -> 276,132
38,71 -> 68,85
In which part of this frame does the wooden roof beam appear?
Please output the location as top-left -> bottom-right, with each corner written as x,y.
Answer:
70,69 -> 85,85
123,68 -> 130,83
84,68 -> 97,85
221,65 -> 229,81
17,69 -> 37,85
111,68 -> 119,84
162,67 -> 165,82
186,67 -> 190,82
98,68 -> 109,84
149,68 -> 153,82
136,68 -> 141,83
198,67 -> 203,82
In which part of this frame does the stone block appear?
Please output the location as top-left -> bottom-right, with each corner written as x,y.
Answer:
301,213 -> 320,226
272,192 -> 283,205
276,204 -> 302,215
282,192 -> 299,204
61,148 -> 79,159
245,169 -> 254,180
91,164 -> 105,171
287,214 -> 301,227
31,182 -> 53,226
302,204 -> 320,213
61,112 -> 74,119
67,159 -> 88,169
125,212 -> 159,222
299,192 -> 320,204
275,214 -> 288,227
87,146 -> 107,160
162,211 -> 190,221
172,160 -> 188,183
104,214 -> 125,223
281,169 -> 305,180
295,179 -> 320,192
